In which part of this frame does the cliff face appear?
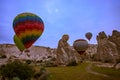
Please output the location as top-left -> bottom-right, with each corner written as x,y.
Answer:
0,44 -> 55,60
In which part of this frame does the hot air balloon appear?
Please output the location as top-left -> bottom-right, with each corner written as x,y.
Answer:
14,35 -> 25,52
85,32 -> 92,41
73,39 -> 88,55
13,12 -> 44,49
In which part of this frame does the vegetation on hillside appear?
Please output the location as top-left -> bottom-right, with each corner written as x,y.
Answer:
0,61 -> 120,80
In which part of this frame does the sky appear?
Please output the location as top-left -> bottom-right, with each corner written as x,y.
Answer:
0,0 -> 120,48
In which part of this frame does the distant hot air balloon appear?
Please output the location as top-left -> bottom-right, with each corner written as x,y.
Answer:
73,39 -> 88,55
14,35 -> 25,52
85,32 -> 92,41
13,12 -> 44,49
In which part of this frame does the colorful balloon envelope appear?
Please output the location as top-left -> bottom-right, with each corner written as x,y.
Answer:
85,32 -> 92,41
73,39 -> 88,55
13,12 -> 44,49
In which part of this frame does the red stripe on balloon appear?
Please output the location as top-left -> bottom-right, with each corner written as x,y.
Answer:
24,40 -> 35,48
14,21 -> 44,35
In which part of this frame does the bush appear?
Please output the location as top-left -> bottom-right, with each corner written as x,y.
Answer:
26,60 -> 32,64
34,67 -> 50,80
67,61 -> 78,66
0,60 -> 34,80
0,54 -> 7,59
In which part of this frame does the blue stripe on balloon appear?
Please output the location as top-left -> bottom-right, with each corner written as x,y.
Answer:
13,13 -> 44,28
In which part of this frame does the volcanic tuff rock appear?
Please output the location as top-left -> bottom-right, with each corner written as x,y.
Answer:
96,30 -> 120,63
0,44 -> 55,61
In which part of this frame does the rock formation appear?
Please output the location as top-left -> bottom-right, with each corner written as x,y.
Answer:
96,30 -> 120,63
85,44 -> 97,60
56,34 -> 78,66
108,30 -> 120,55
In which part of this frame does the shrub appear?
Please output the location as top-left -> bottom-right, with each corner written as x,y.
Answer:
34,67 -> 50,80
26,60 -> 32,64
0,60 -> 34,80
0,54 -> 7,59
67,60 -> 78,66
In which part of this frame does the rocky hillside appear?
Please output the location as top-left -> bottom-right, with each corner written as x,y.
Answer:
0,43 -> 97,61
0,44 -> 56,60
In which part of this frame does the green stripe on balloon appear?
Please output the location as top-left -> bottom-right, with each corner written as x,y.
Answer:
14,35 -> 25,52
21,35 -> 40,44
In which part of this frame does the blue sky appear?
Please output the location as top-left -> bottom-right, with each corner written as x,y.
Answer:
0,0 -> 120,48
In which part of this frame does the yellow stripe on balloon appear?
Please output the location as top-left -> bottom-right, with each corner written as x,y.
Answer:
18,29 -> 43,39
